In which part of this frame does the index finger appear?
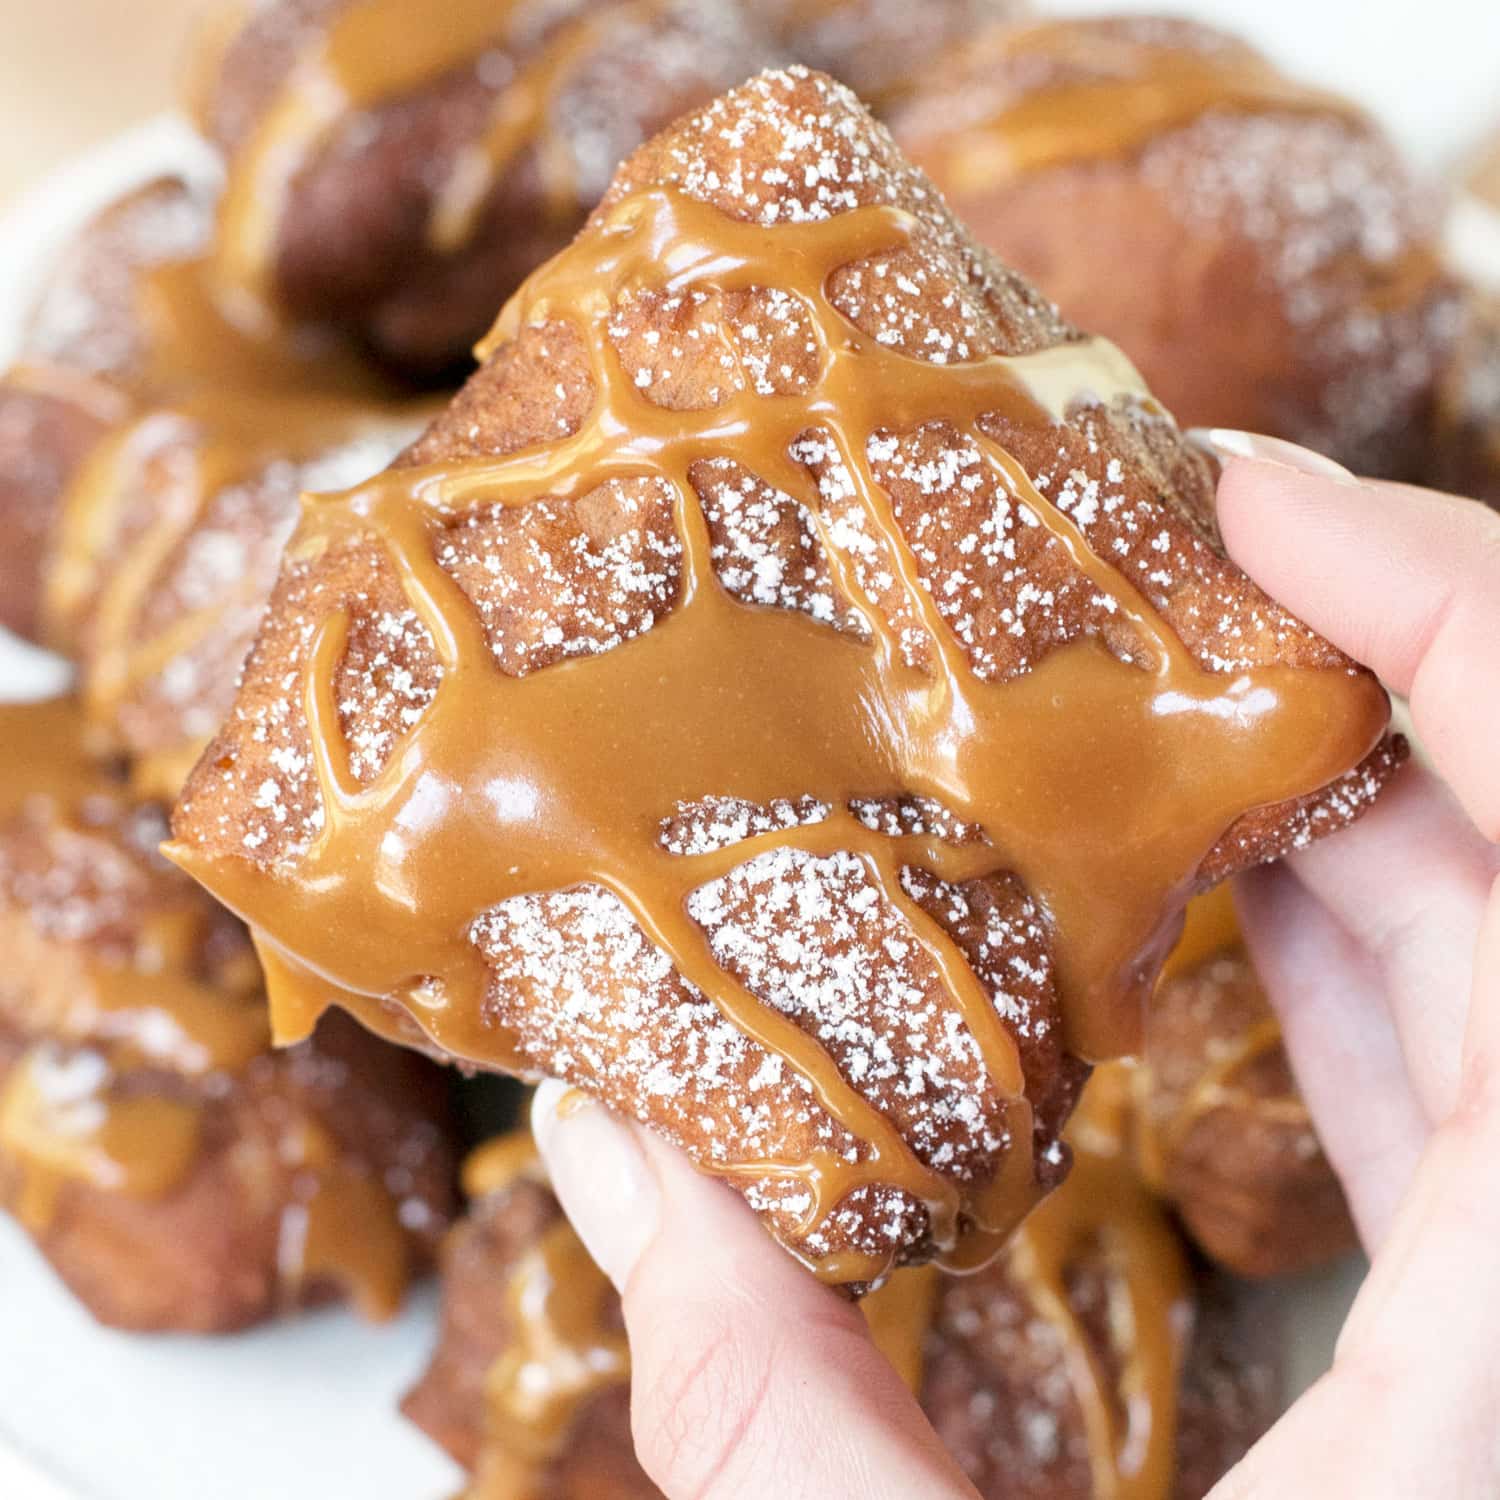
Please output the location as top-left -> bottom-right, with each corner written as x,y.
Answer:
1213,450 -> 1500,840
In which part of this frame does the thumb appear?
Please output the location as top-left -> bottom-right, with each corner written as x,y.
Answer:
532,1081 -> 979,1500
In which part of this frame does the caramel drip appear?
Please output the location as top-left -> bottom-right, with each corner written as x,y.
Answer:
430,0 -> 674,254
1157,881 -> 1239,986
0,700 -> 103,818
1008,1148 -> 1189,1500
276,1117 -> 410,1321
170,188 -> 1387,1283
0,1045 -> 203,1229
860,1262 -> 940,1396
904,20 -> 1366,195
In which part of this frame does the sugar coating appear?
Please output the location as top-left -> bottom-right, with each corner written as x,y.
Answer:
121,422 -> 421,762
1140,110 -> 1460,469
687,847 -> 1008,1174
24,178 -> 211,378
658,795 -> 830,857
437,476 -> 683,677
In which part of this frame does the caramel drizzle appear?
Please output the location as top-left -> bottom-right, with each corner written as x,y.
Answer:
40,387 -> 418,798
1132,889 -> 1302,1192
430,0 -> 673,254
902,19 -> 1367,195
0,790 -> 265,1223
0,721 -> 410,1313
214,0 -> 646,309
0,1046 -> 203,1230
275,1116 -> 411,1321
460,1135 -> 630,1500
1006,1146 -> 1190,1500
170,187 -> 1386,1284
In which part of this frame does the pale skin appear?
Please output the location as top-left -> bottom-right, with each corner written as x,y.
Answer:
534,436 -> 1500,1500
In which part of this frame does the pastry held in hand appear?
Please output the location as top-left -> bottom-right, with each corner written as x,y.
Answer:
169,68 -> 1399,1285
890,16 -> 1463,479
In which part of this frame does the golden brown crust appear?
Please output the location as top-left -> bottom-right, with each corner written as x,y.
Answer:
890,16 -> 1465,478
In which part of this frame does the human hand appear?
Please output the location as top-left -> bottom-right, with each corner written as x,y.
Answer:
532,442 -> 1500,1500
1201,435 -> 1500,1499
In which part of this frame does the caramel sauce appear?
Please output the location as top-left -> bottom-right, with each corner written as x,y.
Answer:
860,1261 -> 940,1395
276,1117 -> 410,1321
0,699 -> 104,818
214,0 -> 638,310
902,19 -> 1366,195
1157,881 -> 1238,986
43,386 -> 423,797
429,0 -> 675,254
459,1134 -> 629,1500
0,1045 -> 202,1229
1007,1147 -> 1189,1500
0,720 -> 409,1312
170,187 -> 1387,1284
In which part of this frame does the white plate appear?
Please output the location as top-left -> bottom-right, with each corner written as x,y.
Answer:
12,1 -> 1500,1491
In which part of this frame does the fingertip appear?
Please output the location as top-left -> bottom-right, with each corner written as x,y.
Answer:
531,1082 -> 660,1291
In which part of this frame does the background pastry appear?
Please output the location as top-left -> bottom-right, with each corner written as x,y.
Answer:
0,722 -> 458,1332
760,0 -> 1030,111
195,0 -> 779,375
0,170 -> 431,793
890,16 -> 1464,479
169,68 -> 1400,1287
1129,888 -> 1357,1278
1425,294 -> 1500,507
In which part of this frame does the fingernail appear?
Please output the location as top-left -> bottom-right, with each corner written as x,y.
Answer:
1194,428 -> 1358,482
532,1079 -> 660,1290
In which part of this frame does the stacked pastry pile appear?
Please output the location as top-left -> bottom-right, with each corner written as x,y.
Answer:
3,4 -> 1496,1496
